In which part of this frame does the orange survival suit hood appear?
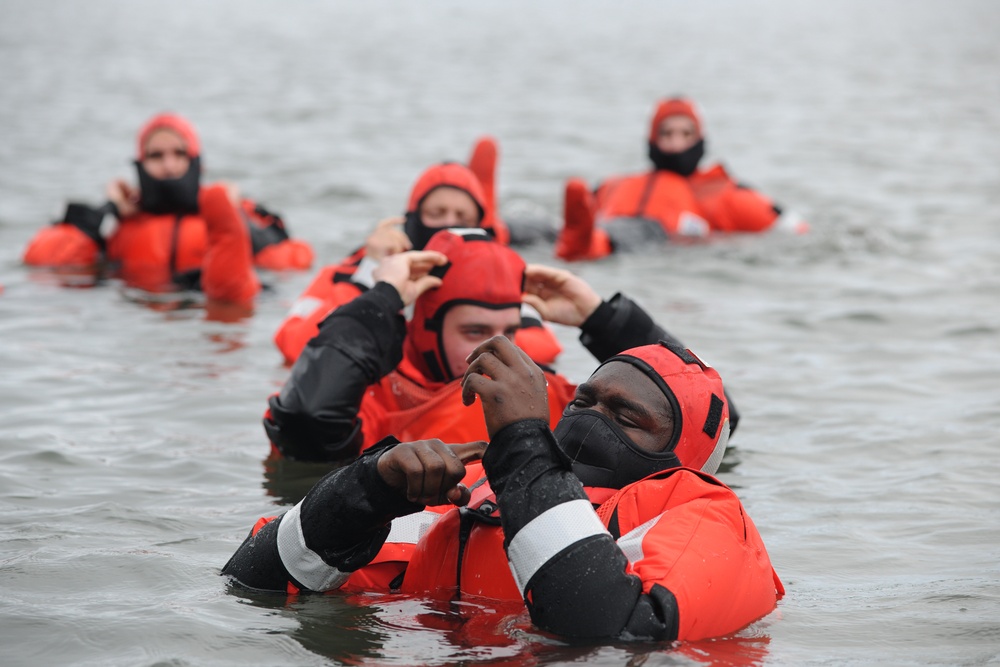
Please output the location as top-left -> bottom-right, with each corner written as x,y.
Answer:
404,163 -> 490,250
136,113 -> 202,160
647,97 -> 706,176
134,113 -> 202,215
404,228 -> 525,383
554,340 -> 730,489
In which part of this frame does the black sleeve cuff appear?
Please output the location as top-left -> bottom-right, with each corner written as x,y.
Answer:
299,438 -> 425,570
579,293 -> 680,362
483,419 -> 586,546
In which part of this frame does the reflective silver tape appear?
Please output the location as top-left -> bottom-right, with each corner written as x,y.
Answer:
507,499 -> 609,593
616,514 -> 662,565
386,510 -> 440,545
287,295 -> 324,319
352,256 -> 378,288
701,417 -> 730,476
276,503 -> 350,592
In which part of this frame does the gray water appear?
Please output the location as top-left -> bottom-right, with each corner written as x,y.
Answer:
2,1 -> 999,665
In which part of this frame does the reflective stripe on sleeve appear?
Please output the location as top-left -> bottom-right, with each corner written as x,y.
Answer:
385,510 -> 440,545
506,499 -> 610,594
287,295 -> 324,319
276,502 -> 350,592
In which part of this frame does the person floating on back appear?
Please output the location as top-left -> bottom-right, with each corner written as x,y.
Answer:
23,112 -> 314,309
556,96 -> 809,261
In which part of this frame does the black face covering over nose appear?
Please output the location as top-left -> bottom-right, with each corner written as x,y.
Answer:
403,210 -> 493,251
135,156 -> 201,215
647,138 -> 705,177
403,210 -> 440,251
554,409 -> 680,489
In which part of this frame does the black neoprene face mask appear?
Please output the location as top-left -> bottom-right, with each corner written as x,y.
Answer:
402,210 -> 439,251
553,409 -> 680,489
647,138 -> 705,177
135,156 -> 201,215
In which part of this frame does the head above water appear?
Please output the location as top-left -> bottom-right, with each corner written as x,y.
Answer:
405,228 -> 525,383
647,97 -> 706,176
403,163 -> 489,250
134,113 -> 202,213
554,339 -> 730,488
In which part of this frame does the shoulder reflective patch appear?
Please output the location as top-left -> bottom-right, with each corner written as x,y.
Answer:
386,510 -> 440,545
507,499 -> 609,594
616,513 -> 664,565
276,502 -> 350,592
287,296 -> 324,319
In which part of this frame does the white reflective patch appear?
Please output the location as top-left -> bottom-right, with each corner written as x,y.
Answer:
520,302 -> 542,321
276,503 -> 350,592
677,211 -> 710,237
701,417 -> 730,476
352,256 -> 378,289
770,210 -> 808,234
386,510 -> 440,545
616,514 -> 663,565
287,296 -> 324,320
507,499 -> 609,594
447,227 -> 489,239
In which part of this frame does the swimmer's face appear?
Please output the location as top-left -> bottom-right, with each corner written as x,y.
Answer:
142,129 -> 191,180
655,115 -> 700,154
419,187 -> 481,229
564,360 -> 676,454
440,304 -> 520,379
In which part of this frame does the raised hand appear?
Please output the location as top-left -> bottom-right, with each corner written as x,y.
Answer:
105,178 -> 140,218
372,249 -> 448,306
376,439 -> 487,506
365,216 -> 412,261
522,264 -> 602,327
461,335 -> 549,438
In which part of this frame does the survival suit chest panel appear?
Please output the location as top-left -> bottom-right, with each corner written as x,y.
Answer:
596,172 -> 703,234
400,483 -> 521,601
108,213 -> 207,288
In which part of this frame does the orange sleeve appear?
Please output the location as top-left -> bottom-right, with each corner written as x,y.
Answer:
692,168 -> 778,233
467,135 -> 511,246
23,224 -> 101,267
199,185 -> 260,305
273,267 -> 364,365
710,186 -> 779,233
254,239 -> 315,271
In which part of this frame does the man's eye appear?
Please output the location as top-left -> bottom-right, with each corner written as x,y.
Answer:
146,151 -> 164,160
615,413 -> 639,429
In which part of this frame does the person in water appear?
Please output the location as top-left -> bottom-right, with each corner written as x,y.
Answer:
23,112 -> 314,306
223,330 -> 780,642
263,227 -> 736,464
272,156 -> 560,367
556,96 -> 809,261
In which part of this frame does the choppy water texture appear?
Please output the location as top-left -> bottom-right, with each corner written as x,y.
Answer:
2,1 -> 999,665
